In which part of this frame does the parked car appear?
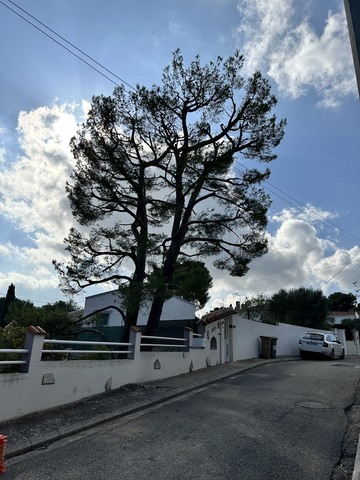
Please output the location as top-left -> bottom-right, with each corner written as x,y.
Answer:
299,331 -> 345,359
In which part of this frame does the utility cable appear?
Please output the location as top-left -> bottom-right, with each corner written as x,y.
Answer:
265,182 -> 360,245
0,0 -> 136,91
2,0 -> 360,273
264,177 -> 360,244
234,160 -> 360,246
2,1 -> 360,246
319,262 -> 350,289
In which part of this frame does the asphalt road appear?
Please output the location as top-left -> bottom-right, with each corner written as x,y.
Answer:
5,358 -> 360,480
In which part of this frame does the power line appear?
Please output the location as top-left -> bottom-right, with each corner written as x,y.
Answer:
0,0 -> 136,91
265,178 -> 360,245
2,0 -> 359,245
3,0 -> 360,248
319,263 -> 351,289
2,0 -> 360,298
234,160 -> 360,246
307,263 -> 357,273
338,264 -> 360,284
265,183 -> 360,245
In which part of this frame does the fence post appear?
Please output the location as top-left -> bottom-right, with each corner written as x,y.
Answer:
335,328 -> 347,355
353,329 -> 360,355
183,327 -> 193,352
20,326 -> 46,373
128,326 -> 142,359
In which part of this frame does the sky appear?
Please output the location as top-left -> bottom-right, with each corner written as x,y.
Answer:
0,0 -> 359,314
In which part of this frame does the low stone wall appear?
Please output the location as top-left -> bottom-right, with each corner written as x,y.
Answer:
1,316 -> 353,422
0,328 -> 218,422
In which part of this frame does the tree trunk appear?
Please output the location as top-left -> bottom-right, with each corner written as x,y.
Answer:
0,283 -> 15,328
145,248 -> 179,335
122,310 -> 138,343
144,293 -> 165,336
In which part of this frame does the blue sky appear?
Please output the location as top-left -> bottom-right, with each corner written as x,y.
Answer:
0,0 -> 359,313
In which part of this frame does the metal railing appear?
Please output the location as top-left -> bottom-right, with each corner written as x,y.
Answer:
140,335 -> 188,350
0,349 -> 28,366
42,339 -> 133,355
1,331 -> 193,371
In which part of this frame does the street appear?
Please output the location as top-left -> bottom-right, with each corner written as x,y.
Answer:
4,358 -> 360,480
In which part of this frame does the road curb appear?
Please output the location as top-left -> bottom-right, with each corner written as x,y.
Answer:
353,437 -> 360,480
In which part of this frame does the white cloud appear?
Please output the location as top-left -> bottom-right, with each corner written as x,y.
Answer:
0,147 -> 5,164
200,205 -> 360,314
0,103 -> 78,235
0,125 -> 6,164
0,242 -> 25,261
0,103 -> 81,298
237,0 -> 294,72
81,100 -> 91,118
0,103 -> 358,310
0,267 -> 58,291
236,0 -> 357,107
271,204 -> 338,225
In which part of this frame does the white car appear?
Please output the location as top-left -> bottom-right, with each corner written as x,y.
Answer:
299,331 -> 345,359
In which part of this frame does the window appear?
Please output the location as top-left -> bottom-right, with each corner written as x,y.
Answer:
97,313 -> 110,326
210,336 -> 217,350
303,333 -> 324,341
83,312 -> 110,327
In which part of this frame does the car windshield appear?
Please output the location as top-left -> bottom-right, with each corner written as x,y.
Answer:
302,333 -> 324,341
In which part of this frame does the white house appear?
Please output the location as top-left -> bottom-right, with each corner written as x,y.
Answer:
82,289 -> 196,327
327,310 -> 358,324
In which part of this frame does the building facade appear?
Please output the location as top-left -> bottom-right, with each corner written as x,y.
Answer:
82,289 -> 196,327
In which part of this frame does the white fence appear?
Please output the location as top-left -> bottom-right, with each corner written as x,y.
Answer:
0,315 -> 355,423
0,326 -> 216,422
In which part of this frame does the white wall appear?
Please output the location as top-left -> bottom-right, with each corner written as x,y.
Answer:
0,316 -> 352,423
347,341 -> 360,355
83,290 -> 124,326
83,291 -> 196,326
0,353 -> 208,423
0,326 -> 217,423
152,296 -> 196,322
231,315 -> 331,360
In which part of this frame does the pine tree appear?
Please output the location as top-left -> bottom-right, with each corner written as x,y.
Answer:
54,50 -> 285,335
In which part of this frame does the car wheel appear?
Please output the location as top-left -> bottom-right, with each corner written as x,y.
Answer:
329,349 -> 335,360
300,351 -> 306,359
340,349 -> 345,360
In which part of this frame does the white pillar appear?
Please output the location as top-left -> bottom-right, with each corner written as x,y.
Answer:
20,325 -> 46,373
220,321 -> 225,364
128,326 -> 142,359
336,329 -> 347,355
353,329 -> 360,355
